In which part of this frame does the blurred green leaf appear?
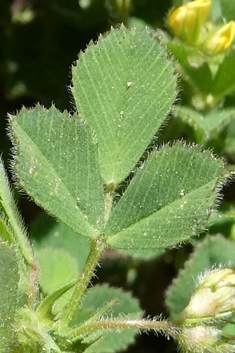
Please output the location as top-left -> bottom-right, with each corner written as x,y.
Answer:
105,143 -> 228,251
128,16 -> 154,30
72,25 -> 177,185
36,247 -> 79,313
210,0 -> 223,23
36,248 -> 79,295
221,0 -> 235,21
167,42 -> 213,94
224,118 -> 235,156
70,284 -> 142,353
212,47 -> 235,99
173,106 -> 235,139
167,42 -> 204,68
207,202 -> 235,238
31,213 -> 90,274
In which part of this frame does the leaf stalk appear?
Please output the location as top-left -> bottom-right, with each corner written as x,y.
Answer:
60,237 -> 106,325
68,318 -> 180,341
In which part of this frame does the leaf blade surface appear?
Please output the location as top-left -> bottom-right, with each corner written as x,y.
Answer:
72,26 -> 177,184
10,105 -> 104,239
105,143 -> 227,250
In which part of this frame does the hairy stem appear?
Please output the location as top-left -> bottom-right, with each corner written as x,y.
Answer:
0,158 -> 39,308
0,158 -> 34,266
60,185 -> 115,324
68,318 -> 180,340
61,237 -> 106,325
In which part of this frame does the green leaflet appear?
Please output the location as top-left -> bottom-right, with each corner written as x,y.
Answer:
165,236 -> 235,319
9,105 -> 104,239
167,42 -> 213,94
8,26 -> 229,255
0,243 -> 19,352
105,143 -> 227,251
72,25 -> 177,185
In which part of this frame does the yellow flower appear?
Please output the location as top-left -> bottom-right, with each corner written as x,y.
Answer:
202,21 -> 235,55
169,0 -> 211,45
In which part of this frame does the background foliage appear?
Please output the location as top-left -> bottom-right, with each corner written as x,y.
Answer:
1,1 -> 235,352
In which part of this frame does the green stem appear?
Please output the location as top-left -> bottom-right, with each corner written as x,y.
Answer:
0,158 -> 34,266
68,318 -> 180,340
0,158 -> 39,308
61,237 -> 106,325
61,185 -> 115,325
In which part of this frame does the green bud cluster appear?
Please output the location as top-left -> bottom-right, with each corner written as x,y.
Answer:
174,268 -> 235,353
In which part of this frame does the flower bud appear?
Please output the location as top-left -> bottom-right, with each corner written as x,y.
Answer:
178,268 -> 235,323
169,0 -> 211,45
202,21 -> 235,55
177,326 -> 235,353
